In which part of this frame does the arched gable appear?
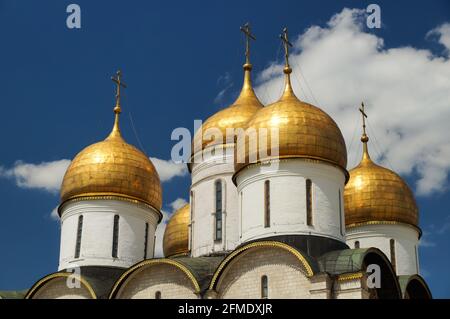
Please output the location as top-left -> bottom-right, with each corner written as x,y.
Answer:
25,272 -> 97,299
399,274 -> 432,299
208,241 -> 316,297
319,247 -> 402,299
109,259 -> 200,298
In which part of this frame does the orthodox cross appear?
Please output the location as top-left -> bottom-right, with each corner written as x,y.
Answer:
280,27 -> 293,67
111,70 -> 127,113
240,23 -> 256,64
359,102 -> 368,137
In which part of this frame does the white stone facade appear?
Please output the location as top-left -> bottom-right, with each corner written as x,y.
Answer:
236,159 -> 347,244
346,223 -> 420,275
190,146 -> 239,257
58,199 -> 160,270
31,277 -> 94,299
215,246 -> 313,298
114,264 -> 199,299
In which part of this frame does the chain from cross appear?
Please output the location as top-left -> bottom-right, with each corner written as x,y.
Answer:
111,70 -> 127,112
240,23 -> 256,64
359,102 -> 368,136
280,27 -> 293,67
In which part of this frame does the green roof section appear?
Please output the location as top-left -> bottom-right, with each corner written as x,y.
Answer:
397,274 -> 432,298
0,290 -> 28,299
317,248 -> 373,275
171,256 -> 225,292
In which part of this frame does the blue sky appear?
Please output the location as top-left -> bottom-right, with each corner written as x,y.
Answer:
0,0 -> 449,297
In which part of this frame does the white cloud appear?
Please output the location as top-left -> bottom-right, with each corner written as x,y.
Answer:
254,8 -> 450,196
214,83 -> 234,104
154,197 -> 188,258
50,206 -> 59,220
0,159 -> 71,193
150,157 -> 188,183
419,231 -> 436,248
0,156 -> 186,194
169,197 -> 188,211
428,22 -> 450,54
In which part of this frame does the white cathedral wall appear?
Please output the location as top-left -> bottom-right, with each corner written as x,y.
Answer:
58,199 -> 159,270
31,278 -> 93,299
345,223 -> 420,275
216,246 -> 313,299
190,147 -> 239,257
333,278 -> 369,299
236,159 -> 346,243
114,264 -> 198,299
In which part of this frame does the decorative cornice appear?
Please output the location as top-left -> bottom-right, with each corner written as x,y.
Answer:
346,220 -> 422,238
58,193 -> 163,223
337,272 -> 364,282
233,156 -> 349,185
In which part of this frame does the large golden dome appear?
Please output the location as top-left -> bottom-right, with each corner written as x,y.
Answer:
192,63 -> 263,155
234,67 -> 347,175
163,203 -> 190,257
60,98 -> 162,211
344,141 -> 418,228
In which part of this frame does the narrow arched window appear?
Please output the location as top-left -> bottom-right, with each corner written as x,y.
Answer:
240,191 -> 243,238
415,245 -> 419,273
215,180 -> 222,241
261,275 -> 268,299
338,189 -> 344,235
155,291 -> 161,299
74,215 -> 83,258
190,190 -> 194,250
264,180 -> 270,228
112,215 -> 120,258
306,179 -> 313,226
390,239 -> 396,273
144,222 -> 149,259
355,241 -> 360,249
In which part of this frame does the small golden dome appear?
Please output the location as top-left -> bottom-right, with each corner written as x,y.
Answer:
163,204 -> 190,257
344,142 -> 418,228
235,68 -> 347,174
192,63 -> 263,155
60,74 -> 162,211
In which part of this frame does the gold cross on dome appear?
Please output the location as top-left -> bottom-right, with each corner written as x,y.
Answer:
111,70 -> 127,113
359,102 -> 368,136
240,22 -> 256,64
280,27 -> 293,67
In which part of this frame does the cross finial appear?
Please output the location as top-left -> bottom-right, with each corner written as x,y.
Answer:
359,102 -> 369,142
240,22 -> 256,65
280,27 -> 293,70
111,70 -> 127,114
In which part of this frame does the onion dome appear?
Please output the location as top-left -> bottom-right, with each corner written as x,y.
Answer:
234,28 -> 347,175
344,103 -> 419,228
163,204 -> 190,257
60,71 -> 162,212
191,24 -> 263,160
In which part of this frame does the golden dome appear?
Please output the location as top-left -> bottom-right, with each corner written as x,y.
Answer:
192,63 -> 263,155
60,75 -> 162,211
163,204 -> 190,257
234,68 -> 347,174
344,141 -> 418,228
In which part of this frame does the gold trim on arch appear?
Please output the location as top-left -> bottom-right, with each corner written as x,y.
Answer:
346,220 -> 422,238
25,272 -> 97,299
58,193 -> 163,222
108,259 -> 200,298
208,241 -> 314,290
